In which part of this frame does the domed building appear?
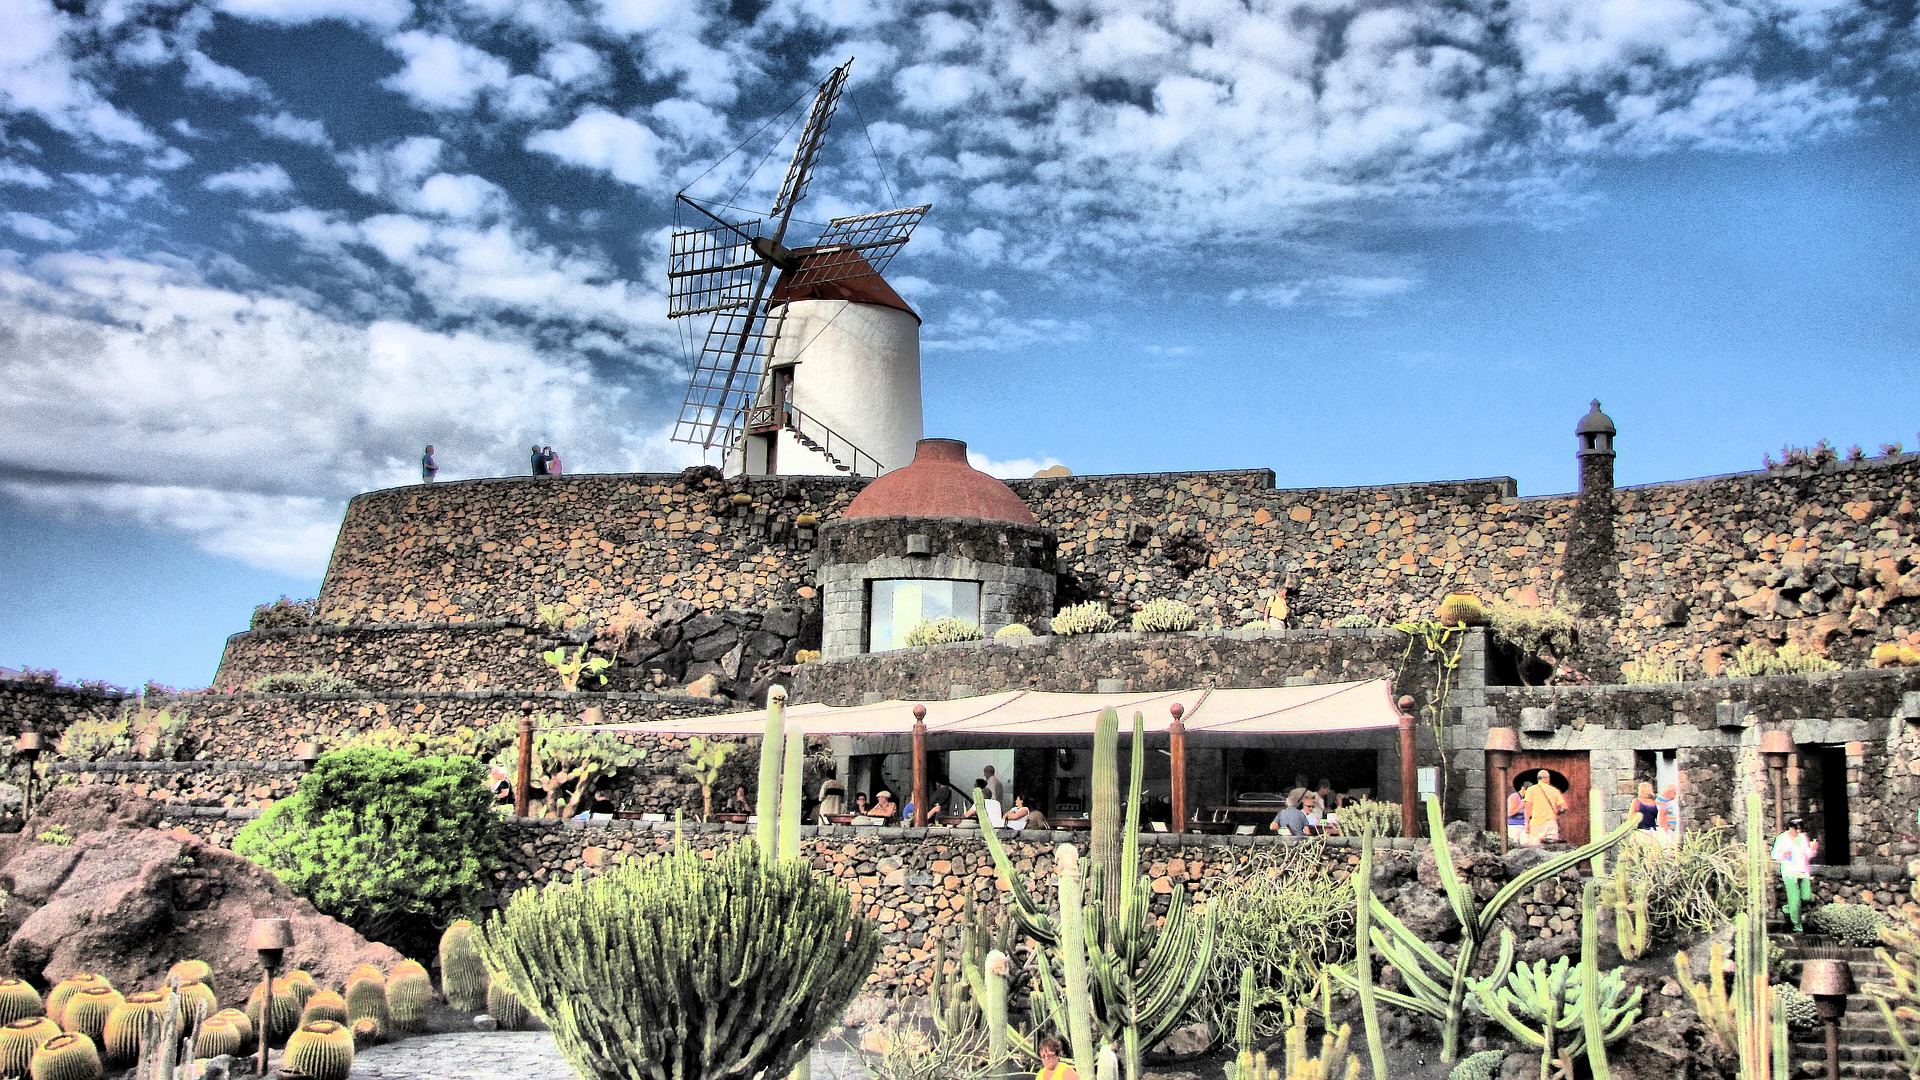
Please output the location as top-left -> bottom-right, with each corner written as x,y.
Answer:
816,438 -> 1055,657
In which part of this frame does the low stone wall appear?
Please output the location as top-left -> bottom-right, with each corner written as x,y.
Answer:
0,680 -> 127,741
49,760 -> 308,807
212,621 -> 547,693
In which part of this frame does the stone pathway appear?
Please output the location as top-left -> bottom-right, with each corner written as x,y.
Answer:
349,1031 -> 873,1079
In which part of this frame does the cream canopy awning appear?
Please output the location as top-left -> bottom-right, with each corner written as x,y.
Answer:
575,678 -> 1402,738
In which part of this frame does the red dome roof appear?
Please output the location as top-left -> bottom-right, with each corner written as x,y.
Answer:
842,439 -> 1038,525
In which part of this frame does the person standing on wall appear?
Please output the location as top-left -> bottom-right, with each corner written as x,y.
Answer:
546,445 -> 562,475
421,445 -> 437,483
1772,816 -> 1818,932
531,444 -> 548,476
1523,769 -> 1566,845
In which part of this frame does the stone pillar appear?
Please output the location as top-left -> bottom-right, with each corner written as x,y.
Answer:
1566,400 -> 1620,637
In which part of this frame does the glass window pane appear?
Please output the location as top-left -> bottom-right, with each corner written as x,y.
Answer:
868,580 -> 981,652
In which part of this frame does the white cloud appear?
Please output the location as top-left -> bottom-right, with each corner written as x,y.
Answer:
539,42 -> 608,88
968,450 -> 1066,479
382,31 -> 512,112
215,0 -> 410,30
526,109 -> 663,186
183,51 -> 270,98
204,163 -> 294,197
249,111 -> 332,148
2,212 -> 75,243
0,0 -> 157,147
414,172 -> 510,219
0,161 -> 52,188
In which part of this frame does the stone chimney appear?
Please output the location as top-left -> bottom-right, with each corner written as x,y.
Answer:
1566,400 -> 1619,626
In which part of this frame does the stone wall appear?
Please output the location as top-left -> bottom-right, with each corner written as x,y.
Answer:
49,760 -> 307,808
213,622 -> 547,693
0,680 -> 127,740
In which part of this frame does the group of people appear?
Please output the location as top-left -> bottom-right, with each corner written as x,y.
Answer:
1267,776 -> 1348,836
1503,771 -> 1680,846
416,443 -> 567,483
743,765 -> 1048,832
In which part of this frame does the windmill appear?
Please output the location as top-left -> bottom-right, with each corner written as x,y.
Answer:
668,58 -> 931,477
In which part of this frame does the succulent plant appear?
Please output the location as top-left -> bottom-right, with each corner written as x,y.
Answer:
440,920 -> 490,1012
386,960 -> 435,1032
0,983 -> 42,1027
212,1008 -> 253,1052
282,970 -> 317,1008
486,982 -> 529,1031
344,973 -> 390,1040
0,1017 -> 60,1079
165,961 -> 211,987
100,992 -> 165,1065
245,979 -> 301,1047
903,617 -> 983,647
58,989 -> 119,1048
1130,597 -> 1197,633
174,982 -> 216,1024
284,1020 -> 354,1080
993,622 -> 1034,639
190,1016 -> 242,1060
42,979 -> 106,1030
27,1033 -> 100,1080
301,990 -> 348,1027
1437,593 -> 1488,627
350,1018 -> 379,1049
1050,601 -> 1118,636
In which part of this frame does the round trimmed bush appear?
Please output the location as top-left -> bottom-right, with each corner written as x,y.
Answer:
993,623 -> 1033,640
903,617 -> 983,647
1131,598 -> 1196,633
1050,602 -> 1118,636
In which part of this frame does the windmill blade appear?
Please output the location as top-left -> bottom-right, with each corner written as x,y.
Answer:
787,204 -> 932,288
771,60 -> 852,218
670,303 -> 787,453
668,216 -> 763,318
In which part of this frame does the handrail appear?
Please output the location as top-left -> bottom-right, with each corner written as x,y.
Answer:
783,404 -> 886,476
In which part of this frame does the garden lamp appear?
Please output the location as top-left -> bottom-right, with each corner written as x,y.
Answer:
1800,957 -> 1853,1080
1484,727 -> 1519,854
1759,730 -> 1794,833
14,733 -> 41,818
248,917 -> 293,1076
293,741 -> 320,770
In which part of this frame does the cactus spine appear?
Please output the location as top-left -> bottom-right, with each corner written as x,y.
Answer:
59,989 -> 119,1048
43,978 -> 106,1031
440,919 -> 491,1012
755,685 -> 787,848
27,1034 -> 99,1080
210,1008 -> 252,1052
0,984 -> 40,1030
285,1020 -> 354,1080
387,960 -> 435,1032
301,990 -> 349,1027
1330,790 -> 1636,1062
1352,825 -> 1389,1080
486,981 -> 529,1031
0,1017 -> 60,1079
345,971 -> 390,1040
100,992 -> 164,1066
190,1016 -> 241,1060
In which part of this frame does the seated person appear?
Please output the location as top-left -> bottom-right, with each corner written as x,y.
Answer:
725,784 -> 752,815
1035,1035 -> 1079,1080
854,792 -> 871,816
1005,794 -> 1034,832
925,779 -> 958,823
1270,802 -> 1313,837
957,780 -> 1004,828
869,790 -> 899,820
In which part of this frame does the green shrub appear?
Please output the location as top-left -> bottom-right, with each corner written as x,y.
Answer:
1620,657 -> 1687,684
904,618 -> 983,647
1449,1049 -> 1506,1080
1196,841 -> 1355,1046
1726,641 -> 1840,678
54,718 -> 130,762
1331,613 -> 1379,629
1774,984 -> 1820,1031
993,623 -> 1033,640
1806,903 -> 1890,946
1131,598 -> 1197,633
1050,602 -> 1118,636
251,597 -> 320,630
1338,798 -> 1401,838
477,841 -> 880,1080
1486,600 -> 1580,680
246,670 -> 358,693
233,745 -> 506,958
1610,828 -> 1745,937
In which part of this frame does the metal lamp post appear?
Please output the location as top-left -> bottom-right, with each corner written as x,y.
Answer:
1485,727 -> 1519,854
14,733 -> 42,819
1801,957 -> 1854,1080
247,917 -> 293,1076
1759,730 -> 1794,834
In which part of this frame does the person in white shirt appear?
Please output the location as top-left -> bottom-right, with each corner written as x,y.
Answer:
1771,817 -> 1818,931
982,765 -> 1005,806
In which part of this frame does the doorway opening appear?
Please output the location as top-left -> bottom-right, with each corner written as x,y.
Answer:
1800,744 -> 1851,866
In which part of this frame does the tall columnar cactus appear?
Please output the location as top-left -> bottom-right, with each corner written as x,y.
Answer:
1604,873 -> 1651,961
976,710 -> 1215,1080
928,896 -> 1018,1045
285,1020 -> 354,1080
441,919 -> 491,1012
1352,826 -> 1389,1080
477,839 -> 881,1080
1233,966 -> 1256,1054
0,1017 -> 60,1078
1580,881 -> 1616,1080
60,988 -> 121,1048
755,687 -> 788,848
27,1033 -> 101,1080
1089,707 -> 1123,918
778,720 -> 806,862
387,960 -> 436,1032
345,971 -> 390,1041
1330,791 -> 1637,1062
1674,942 -> 1738,1053
1096,1044 -> 1121,1080
0,983 -> 42,1028
1736,790 -> 1777,1080
983,950 -> 1011,1078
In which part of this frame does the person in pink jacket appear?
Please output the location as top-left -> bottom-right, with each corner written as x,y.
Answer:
1771,817 -> 1817,931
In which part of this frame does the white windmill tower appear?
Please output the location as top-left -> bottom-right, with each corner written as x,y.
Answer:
668,59 -> 931,477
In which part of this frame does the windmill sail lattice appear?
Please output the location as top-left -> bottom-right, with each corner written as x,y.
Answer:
666,58 -> 929,471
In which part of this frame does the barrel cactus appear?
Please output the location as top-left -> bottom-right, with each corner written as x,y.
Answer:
486,982 -> 529,1031
190,1016 -> 242,1060
387,961 -> 434,1032
245,979 -> 301,1047
301,990 -> 348,1027
440,920 -> 490,1012
100,992 -> 165,1065
211,1008 -> 253,1052
58,989 -> 119,1048
478,840 -> 880,1080
284,1020 -> 354,1080
282,970 -> 317,1008
165,961 -> 211,987
174,982 -> 216,1024
0,984 -> 41,1028
0,1017 -> 60,1078
350,1018 -> 379,1049
27,1033 -> 100,1080
43,979 -> 106,1030
1437,593 -> 1488,627
344,973 -> 389,1040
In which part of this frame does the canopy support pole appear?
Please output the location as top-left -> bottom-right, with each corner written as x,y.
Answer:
515,704 -> 534,818
911,705 -> 928,828
1398,696 -> 1417,838
1168,703 -> 1188,835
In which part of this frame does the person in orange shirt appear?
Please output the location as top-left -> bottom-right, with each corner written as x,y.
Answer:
1036,1035 -> 1080,1080
1523,770 -> 1566,844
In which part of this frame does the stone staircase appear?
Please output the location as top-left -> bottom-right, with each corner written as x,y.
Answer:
1778,935 -> 1914,1080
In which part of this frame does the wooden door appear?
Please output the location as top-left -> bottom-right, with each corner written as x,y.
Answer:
1507,751 -> 1591,846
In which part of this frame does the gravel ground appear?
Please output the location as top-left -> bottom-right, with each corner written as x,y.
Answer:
346,1030 -> 875,1079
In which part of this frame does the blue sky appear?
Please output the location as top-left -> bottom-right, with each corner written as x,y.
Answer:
2,0 -> 1917,690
